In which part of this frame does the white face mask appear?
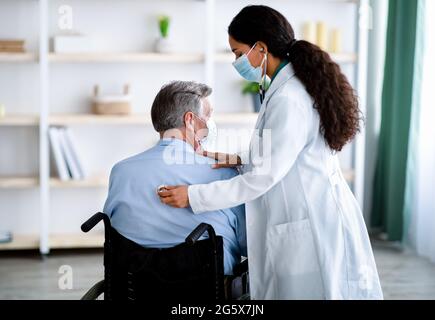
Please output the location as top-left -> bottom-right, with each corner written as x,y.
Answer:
200,118 -> 217,151
192,114 -> 217,151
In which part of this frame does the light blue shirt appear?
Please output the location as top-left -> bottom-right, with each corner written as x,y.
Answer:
103,138 -> 247,275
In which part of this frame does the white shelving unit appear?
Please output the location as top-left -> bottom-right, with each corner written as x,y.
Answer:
0,115 -> 39,126
48,52 -> 205,63
0,0 -> 367,253
0,52 -> 38,63
0,234 -> 104,251
0,177 -> 39,189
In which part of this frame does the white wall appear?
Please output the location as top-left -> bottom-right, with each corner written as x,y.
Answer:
0,0 -> 359,235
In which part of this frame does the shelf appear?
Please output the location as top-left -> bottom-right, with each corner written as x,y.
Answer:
0,235 -> 39,250
49,52 -> 204,63
50,176 -> 108,188
214,52 -> 357,64
0,177 -> 39,189
0,52 -> 37,63
0,114 -> 39,126
49,233 -> 104,249
0,113 -> 258,127
0,51 -> 356,64
0,233 -> 104,251
49,113 -> 152,126
330,53 -> 358,64
49,112 -> 258,126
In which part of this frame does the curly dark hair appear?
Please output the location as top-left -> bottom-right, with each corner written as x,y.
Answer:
228,5 -> 361,151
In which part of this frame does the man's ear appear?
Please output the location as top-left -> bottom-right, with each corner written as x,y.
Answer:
184,112 -> 195,130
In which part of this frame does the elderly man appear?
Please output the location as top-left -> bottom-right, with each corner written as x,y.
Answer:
103,81 -> 246,275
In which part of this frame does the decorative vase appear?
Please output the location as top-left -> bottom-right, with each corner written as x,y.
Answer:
154,37 -> 173,54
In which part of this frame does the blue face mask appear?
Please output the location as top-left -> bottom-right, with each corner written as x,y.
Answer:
232,43 -> 267,83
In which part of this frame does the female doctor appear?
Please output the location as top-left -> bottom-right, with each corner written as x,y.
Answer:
158,5 -> 383,300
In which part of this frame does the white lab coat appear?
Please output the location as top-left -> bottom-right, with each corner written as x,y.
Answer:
188,63 -> 383,300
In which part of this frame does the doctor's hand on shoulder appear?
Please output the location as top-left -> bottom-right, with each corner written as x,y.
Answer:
202,150 -> 242,169
157,150 -> 241,208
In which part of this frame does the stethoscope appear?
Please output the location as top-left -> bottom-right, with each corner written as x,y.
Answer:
259,84 -> 265,104
259,47 -> 268,104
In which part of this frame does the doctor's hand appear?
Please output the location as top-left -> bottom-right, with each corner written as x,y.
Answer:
157,185 -> 190,208
201,151 -> 241,169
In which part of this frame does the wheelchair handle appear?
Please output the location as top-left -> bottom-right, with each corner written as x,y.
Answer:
185,223 -> 216,245
81,212 -> 109,233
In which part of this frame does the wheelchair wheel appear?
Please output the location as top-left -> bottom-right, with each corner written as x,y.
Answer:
81,280 -> 105,300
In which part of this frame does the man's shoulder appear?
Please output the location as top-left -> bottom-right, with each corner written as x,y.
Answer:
191,155 -> 239,180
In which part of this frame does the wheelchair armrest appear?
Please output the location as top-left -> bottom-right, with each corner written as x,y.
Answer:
233,258 -> 248,277
81,212 -> 107,233
185,223 -> 216,244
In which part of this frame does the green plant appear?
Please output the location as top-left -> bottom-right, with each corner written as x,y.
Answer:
158,15 -> 170,38
241,81 -> 260,95
241,79 -> 270,95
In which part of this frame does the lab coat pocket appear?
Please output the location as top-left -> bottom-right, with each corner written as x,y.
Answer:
267,219 -> 319,275
266,219 -> 323,299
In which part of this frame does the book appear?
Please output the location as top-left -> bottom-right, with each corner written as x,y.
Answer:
0,47 -> 25,53
0,40 -> 25,46
63,127 -> 86,179
49,127 -> 70,181
0,231 -> 12,244
59,127 -> 85,180
0,39 -> 25,53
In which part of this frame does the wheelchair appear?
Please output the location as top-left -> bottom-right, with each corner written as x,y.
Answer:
80,212 -> 249,300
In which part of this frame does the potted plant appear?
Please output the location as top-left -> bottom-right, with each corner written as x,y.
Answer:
154,15 -> 173,53
242,80 -> 269,112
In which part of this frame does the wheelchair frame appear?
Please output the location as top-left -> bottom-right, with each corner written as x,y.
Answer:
80,212 -> 249,300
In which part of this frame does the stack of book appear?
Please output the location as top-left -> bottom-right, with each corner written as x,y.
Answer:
49,127 -> 86,181
0,39 -> 25,53
0,231 -> 12,244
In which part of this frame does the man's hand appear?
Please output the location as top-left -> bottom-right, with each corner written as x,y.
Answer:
202,151 -> 242,169
157,185 -> 190,208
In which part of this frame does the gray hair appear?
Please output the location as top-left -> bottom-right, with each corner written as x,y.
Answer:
151,81 -> 212,132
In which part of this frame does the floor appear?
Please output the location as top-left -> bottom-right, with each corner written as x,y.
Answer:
1,242 -> 435,300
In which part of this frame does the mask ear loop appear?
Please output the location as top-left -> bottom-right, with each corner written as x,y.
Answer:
246,42 -> 258,57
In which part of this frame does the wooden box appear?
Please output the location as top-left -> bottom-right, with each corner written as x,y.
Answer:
91,84 -> 132,115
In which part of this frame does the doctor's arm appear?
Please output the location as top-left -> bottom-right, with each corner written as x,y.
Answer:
159,95 -> 309,213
